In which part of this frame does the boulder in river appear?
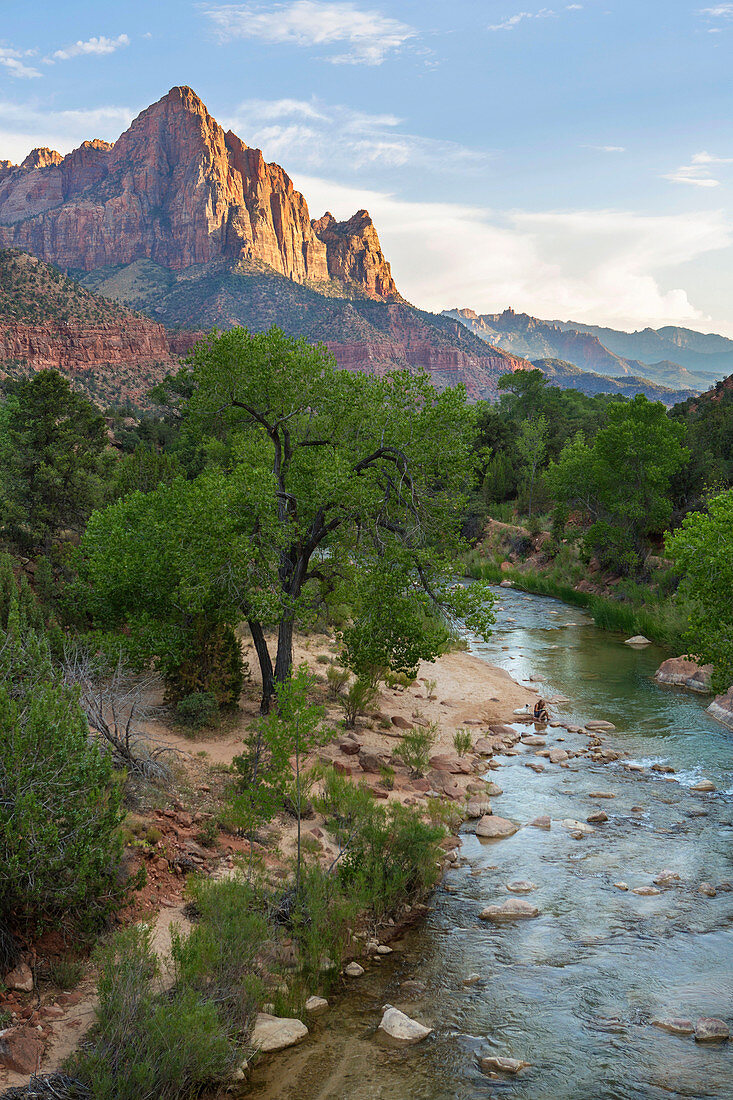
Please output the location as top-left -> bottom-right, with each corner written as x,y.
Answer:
587,810 -> 608,824
549,747 -> 569,763
479,898 -> 539,922
632,886 -> 661,896
654,656 -> 712,693
625,635 -> 651,646
560,819 -> 594,835
476,815 -> 518,839
377,1005 -> 432,1045
466,799 -> 492,818
529,815 -> 551,830
652,1018 -> 694,1036
250,1013 -> 308,1053
653,870 -> 681,886
691,778 -> 716,792
707,686 -> 733,730
478,1055 -> 530,1075
694,1017 -> 730,1042
506,880 -> 537,893
585,720 -> 617,731
305,996 -> 329,1015
344,962 -> 365,977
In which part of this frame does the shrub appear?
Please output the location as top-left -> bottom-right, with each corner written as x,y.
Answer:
453,729 -> 473,756
394,724 -> 436,776
48,955 -> 84,991
339,678 -> 379,728
175,692 -> 219,730
424,677 -> 437,698
164,619 -> 245,708
326,664 -> 349,698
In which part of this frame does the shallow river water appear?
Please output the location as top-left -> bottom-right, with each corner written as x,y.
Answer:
248,587 -> 733,1100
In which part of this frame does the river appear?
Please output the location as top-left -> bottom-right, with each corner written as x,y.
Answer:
248,586 -> 733,1099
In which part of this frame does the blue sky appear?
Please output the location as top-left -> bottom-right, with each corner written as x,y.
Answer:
1,1 -> 731,332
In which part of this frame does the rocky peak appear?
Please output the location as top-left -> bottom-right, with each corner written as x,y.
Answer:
312,209 -> 399,300
20,148 -> 63,169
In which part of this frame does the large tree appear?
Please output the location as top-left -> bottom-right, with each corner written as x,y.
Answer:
82,327 -> 494,710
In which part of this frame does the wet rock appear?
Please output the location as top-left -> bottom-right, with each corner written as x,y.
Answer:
476,815 -> 518,839
525,761 -> 545,773
399,979 -> 426,995
613,882 -> 629,890
521,735 -> 546,746
655,656 -> 712,693
698,882 -> 717,897
463,973 -> 482,985
4,962 -> 33,992
587,810 -> 608,824
0,1026 -> 43,1074
585,720 -> 617,730
484,781 -> 503,796
478,1055 -> 530,1075
251,1013 -> 308,1052
589,791 -> 617,799
305,995 -> 328,1015
694,1017 -> 729,1042
479,898 -> 539,922
707,686 -> 733,729
691,779 -> 716,792
344,962 -> 365,977
651,763 -> 675,773
377,945 -> 393,955
625,635 -> 651,646
560,819 -> 594,835
549,748 -> 569,764
653,870 -> 681,886
529,815 -> 551,830
377,1005 -> 432,1045
632,886 -> 661,896
466,799 -> 492,818
652,1018 -> 694,1036
506,880 -> 537,893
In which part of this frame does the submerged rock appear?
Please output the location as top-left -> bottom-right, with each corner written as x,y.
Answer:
377,1005 -> 432,1045
652,1018 -> 694,1036
305,995 -> 329,1015
344,962 -> 365,977
632,886 -> 661,896
613,882 -> 629,890
478,1055 -> 530,1075
694,1017 -> 730,1042
479,898 -> 539,922
251,1013 -> 308,1053
506,880 -> 537,893
529,815 -> 551,829
653,870 -> 682,886
560,819 -> 594,835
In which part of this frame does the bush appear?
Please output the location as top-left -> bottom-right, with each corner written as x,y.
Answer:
394,724 -> 436,776
326,664 -> 349,698
453,729 -> 473,756
339,677 -> 379,728
175,692 -> 219,730
163,619 -> 245,708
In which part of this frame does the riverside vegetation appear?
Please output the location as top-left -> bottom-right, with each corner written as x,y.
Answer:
0,336 -> 730,1098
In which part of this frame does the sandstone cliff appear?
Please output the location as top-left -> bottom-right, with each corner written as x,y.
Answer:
0,86 -> 398,300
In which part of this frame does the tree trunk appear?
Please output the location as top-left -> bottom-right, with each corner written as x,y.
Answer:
248,619 -> 274,714
274,613 -> 294,686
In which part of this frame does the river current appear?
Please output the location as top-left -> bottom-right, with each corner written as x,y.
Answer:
248,586 -> 733,1100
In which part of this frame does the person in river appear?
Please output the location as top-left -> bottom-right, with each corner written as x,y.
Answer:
533,698 -> 550,724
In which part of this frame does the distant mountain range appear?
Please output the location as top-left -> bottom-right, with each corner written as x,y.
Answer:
443,307 -> 732,398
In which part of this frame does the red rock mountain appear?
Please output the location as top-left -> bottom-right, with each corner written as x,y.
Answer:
0,86 -> 399,300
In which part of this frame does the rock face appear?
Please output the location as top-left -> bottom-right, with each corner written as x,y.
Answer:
0,86 -> 398,300
377,1005 -> 432,1045
655,656 -> 713,693
707,686 -> 733,729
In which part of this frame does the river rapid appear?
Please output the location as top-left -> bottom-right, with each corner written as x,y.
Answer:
248,586 -> 733,1100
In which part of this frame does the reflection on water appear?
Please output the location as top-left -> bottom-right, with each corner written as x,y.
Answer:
248,587 -> 733,1100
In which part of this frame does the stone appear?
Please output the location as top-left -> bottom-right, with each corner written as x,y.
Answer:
305,996 -> 328,1016
476,815 -> 518,839
391,715 -> 413,729
399,979 -> 425,995
585,720 -> 617,730
478,1055 -> 529,1075
560,819 -> 594,835
0,1026 -> 43,1074
548,748 -> 569,764
707,686 -> 733,730
429,753 -> 471,774
698,882 -> 717,897
506,880 -> 536,893
473,738 -> 494,755
529,815 -> 551,830
488,724 -> 517,738
4,962 -> 33,993
499,579 -> 513,587
525,761 -> 545,773
344,962 -> 364,978
613,882 -> 629,890
632,886 -> 661,896
376,945 -> 392,955
484,781 -> 503,796
521,735 -> 546,746
339,737 -> 362,755
625,635 -> 651,646
691,779 -> 716,792
652,1018 -> 694,1036
654,656 -> 713,693
463,973 -> 482,985
377,1005 -> 432,1045
694,1017 -> 729,1042
358,749 -> 388,773
479,898 -> 539,922
587,811 -> 608,824
653,870 -> 681,886
466,799 -> 492,818
250,1013 -> 308,1053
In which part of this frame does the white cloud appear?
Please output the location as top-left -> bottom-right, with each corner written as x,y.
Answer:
0,102 -> 134,163
202,1 -> 414,64
0,47 -> 41,80
51,34 -> 130,62
291,172 -> 732,333
488,5 -> 582,31
225,96 -> 488,173
700,4 -> 733,16
585,144 -> 626,153
664,150 -> 733,188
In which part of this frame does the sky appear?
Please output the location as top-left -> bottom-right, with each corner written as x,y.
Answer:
0,1 -> 732,334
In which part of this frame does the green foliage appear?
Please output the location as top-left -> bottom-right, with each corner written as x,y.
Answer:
516,414 -> 548,517
326,663 -> 349,697
109,444 -> 181,499
666,489 -> 733,692
175,692 -> 219,730
48,955 -> 84,991
338,677 -> 379,728
453,728 -> 473,755
0,371 -> 108,551
394,724 -> 437,776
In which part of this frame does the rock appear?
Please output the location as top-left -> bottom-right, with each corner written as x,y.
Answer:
376,945 -> 392,955
654,656 -> 713,693
358,749 -> 388,773
694,1017 -> 729,1042
479,898 -> 539,922
625,635 -> 651,646
560,819 -> 594,835
473,738 -> 495,756
587,811 -> 608,824
525,761 -> 545,773
466,799 -> 492,818
478,1055 -> 529,1075
707,686 -> 733,730
305,996 -> 328,1016
391,716 -> 413,729
463,973 -> 482,985
613,882 -> 629,890
589,791 -> 616,798
251,1013 -> 308,1053
691,779 -> 716,792
484,781 -> 503,796
653,870 -> 681,886
652,1018 -> 694,1036
499,579 -> 513,587
476,815 -> 518,839
529,815 -> 551,830
585,720 -> 617,730
377,1005 -> 432,1045
506,880 -> 537,893
429,753 -> 471,774
339,737 -> 362,755
344,962 -> 365,978
0,1026 -> 43,1074
521,735 -> 546,746
549,747 -> 569,764
4,962 -> 33,992
698,882 -> 717,897
399,979 -> 425,995
632,886 -> 661,896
